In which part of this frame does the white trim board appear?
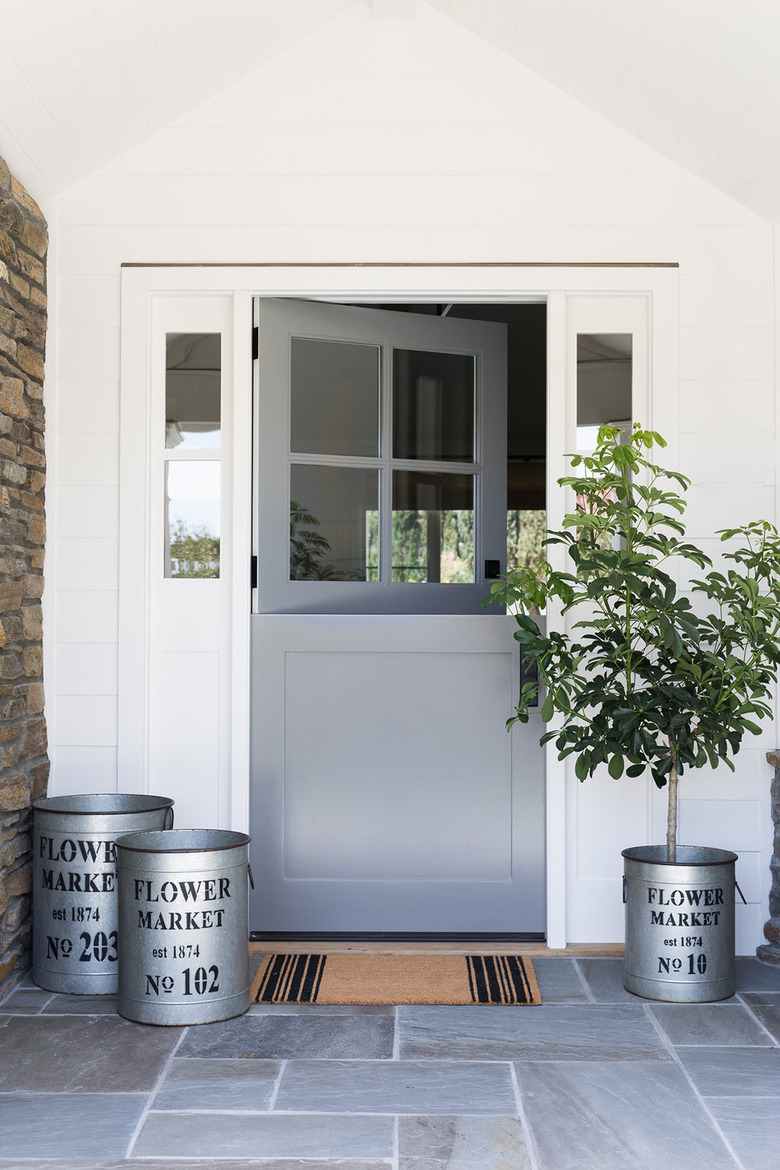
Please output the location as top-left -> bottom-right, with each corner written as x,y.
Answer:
119,264 -> 680,949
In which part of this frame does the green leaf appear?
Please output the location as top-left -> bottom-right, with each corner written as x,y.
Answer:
608,754 -> 624,779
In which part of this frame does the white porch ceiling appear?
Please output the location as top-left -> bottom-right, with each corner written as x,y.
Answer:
0,0 -> 357,202
432,0 -> 780,222
1,0 -> 780,220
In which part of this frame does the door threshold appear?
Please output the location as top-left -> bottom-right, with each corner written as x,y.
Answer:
250,932 -> 545,943
249,933 -> 624,957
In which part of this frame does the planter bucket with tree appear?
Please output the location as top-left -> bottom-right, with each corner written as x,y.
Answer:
488,425 -> 780,1002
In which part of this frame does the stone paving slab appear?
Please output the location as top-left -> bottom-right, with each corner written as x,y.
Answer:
647,1002 -> 774,1046
514,1060 -> 739,1170
176,1011 -> 395,1059
0,986 -> 54,1014
531,956 -> 590,1003
151,1056 -> 282,1110
733,957 -> 780,992
675,1045 -> 780,1096
398,1003 -> 671,1061
575,958 -> 639,1003
0,1014 -> 183,1092
132,1112 -> 395,1160
0,1093 -> 146,1160
397,1115 -> 532,1169
274,1059 -> 517,1114
704,1097 -> 780,1170
740,992 -> 780,1042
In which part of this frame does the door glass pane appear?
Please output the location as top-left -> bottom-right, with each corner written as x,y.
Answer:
165,461 -> 220,578
291,338 -> 380,457
507,510 -> 546,573
392,471 -> 474,583
576,333 -> 632,448
166,333 -> 221,449
290,465 -> 379,581
393,349 -> 475,462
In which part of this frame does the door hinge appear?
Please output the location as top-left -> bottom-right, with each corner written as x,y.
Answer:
252,325 -> 259,361
250,555 -> 258,589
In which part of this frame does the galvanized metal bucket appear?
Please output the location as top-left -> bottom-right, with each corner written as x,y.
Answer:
622,844 -> 738,1002
115,828 -> 251,1025
32,793 -> 174,995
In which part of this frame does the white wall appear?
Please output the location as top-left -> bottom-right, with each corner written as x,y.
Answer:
45,2 -> 776,948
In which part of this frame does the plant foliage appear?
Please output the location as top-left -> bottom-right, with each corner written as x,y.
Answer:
486,424 -> 780,856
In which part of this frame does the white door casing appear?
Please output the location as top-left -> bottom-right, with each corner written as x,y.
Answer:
118,264 -> 678,947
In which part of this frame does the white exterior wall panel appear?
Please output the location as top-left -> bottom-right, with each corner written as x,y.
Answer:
45,9 -> 777,947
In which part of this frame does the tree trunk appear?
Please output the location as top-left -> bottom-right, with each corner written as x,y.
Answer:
666,758 -> 679,864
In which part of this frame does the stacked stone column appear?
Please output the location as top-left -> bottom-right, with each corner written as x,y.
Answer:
758,751 -> 780,965
0,155 -> 49,998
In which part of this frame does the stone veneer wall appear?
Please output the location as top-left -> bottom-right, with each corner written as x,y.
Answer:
0,154 -> 49,999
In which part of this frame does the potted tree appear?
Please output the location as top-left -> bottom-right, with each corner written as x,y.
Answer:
488,424 -> 780,1000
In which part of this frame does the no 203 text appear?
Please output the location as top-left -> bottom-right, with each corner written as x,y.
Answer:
46,932 -> 117,962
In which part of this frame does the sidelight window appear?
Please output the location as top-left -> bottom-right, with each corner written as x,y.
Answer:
164,332 -> 222,578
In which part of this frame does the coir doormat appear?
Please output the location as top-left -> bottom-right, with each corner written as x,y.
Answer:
251,953 -> 541,1006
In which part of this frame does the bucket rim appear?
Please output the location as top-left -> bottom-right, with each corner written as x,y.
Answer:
622,843 -> 738,866
33,793 -> 175,816
115,828 -> 250,854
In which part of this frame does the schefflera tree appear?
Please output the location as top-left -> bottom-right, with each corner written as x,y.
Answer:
488,424 -> 780,862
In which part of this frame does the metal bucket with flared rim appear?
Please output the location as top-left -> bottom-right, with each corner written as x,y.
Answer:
622,844 -> 738,1002
115,828 -> 251,1025
32,793 -> 175,995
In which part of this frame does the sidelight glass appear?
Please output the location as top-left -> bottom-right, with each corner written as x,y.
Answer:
290,464 -> 379,582
165,333 -> 221,449
576,332 -> 632,449
393,348 -> 475,462
165,461 -> 221,578
392,471 -> 474,583
291,337 -> 380,458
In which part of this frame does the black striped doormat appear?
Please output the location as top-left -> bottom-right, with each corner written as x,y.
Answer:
251,953 -> 541,1006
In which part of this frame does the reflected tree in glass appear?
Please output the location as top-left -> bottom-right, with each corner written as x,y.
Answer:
392,471 -> 474,584
289,466 -> 379,582
507,510 -> 546,574
165,461 -> 221,578
168,520 -> 220,578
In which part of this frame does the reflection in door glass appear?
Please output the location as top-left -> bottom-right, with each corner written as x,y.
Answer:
393,349 -> 475,462
165,333 -> 221,449
507,510 -> 546,574
290,465 -> 379,581
576,333 -> 632,448
392,471 -> 474,583
291,338 -> 380,458
165,461 -> 220,578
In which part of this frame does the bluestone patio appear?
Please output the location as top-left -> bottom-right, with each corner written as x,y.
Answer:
1,954 -> 779,1169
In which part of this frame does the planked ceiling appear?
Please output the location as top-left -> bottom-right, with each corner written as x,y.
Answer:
2,0 -> 780,221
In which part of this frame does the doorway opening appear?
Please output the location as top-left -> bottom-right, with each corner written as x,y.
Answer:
250,297 -> 548,941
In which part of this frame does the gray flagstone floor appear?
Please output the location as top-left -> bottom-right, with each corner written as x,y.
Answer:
1,955 -> 779,1169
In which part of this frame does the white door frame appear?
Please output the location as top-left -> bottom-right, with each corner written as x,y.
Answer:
119,263 -> 679,948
